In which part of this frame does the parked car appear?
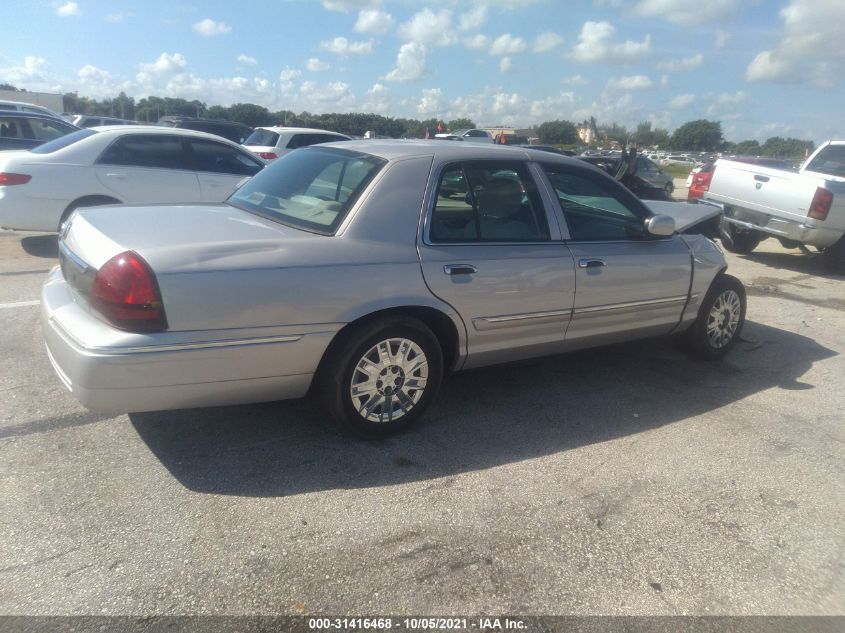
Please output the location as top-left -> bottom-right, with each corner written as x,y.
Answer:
42,141 -> 742,436
518,145 -> 576,156
70,115 -> 140,128
662,155 -> 698,167
0,112 -> 79,151
434,129 -> 494,143
577,153 -> 676,202
702,141 -> 845,272
158,116 -> 254,144
0,99 -> 62,118
242,127 -> 352,160
0,126 -> 264,232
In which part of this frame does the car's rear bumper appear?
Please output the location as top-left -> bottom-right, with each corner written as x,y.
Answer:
41,269 -> 336,413
723,212 -> 843,248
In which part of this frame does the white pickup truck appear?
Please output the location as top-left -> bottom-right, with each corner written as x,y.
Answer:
702,141 -> 845,273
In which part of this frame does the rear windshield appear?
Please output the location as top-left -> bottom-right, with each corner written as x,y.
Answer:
227,147 -> 386,235
30,128 -> 97,154
805,145 -> 845,178
244,129 -> 280,147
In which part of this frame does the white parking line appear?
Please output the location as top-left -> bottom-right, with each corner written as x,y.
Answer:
0,300 -> 40,309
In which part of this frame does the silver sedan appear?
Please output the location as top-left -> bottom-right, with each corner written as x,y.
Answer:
42,141 -> 745,435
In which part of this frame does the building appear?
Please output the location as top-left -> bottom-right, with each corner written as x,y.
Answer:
0,90 -> 64,114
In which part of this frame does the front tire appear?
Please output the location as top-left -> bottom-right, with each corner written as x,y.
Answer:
682,274 -> 746,360
316,316 -> 443,436
822,236 -> 845,274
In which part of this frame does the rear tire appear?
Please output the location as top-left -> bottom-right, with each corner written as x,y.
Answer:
681,274 -> 746,360
316,316 -> 443,437
822,236 -> 845,274
720,221 -> 762,254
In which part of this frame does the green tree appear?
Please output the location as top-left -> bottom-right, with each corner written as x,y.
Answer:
670,119 -> 723,151
447,118 -> 476,131
537,119 -> 577,144
226,103 -> 274,127
0,83 -> 20,91
760,136 -> 814,159
732,139 -> 761,156
598,122 -> 629,145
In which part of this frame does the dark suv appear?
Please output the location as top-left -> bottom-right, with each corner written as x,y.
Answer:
158,117 -> 253,144
0,112 -> 79,151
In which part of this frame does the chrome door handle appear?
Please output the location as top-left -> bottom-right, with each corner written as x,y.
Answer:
105,173 -> 127,179
444,264 -> 477,276
578,258 -> 606,268
753,175 -> 769,183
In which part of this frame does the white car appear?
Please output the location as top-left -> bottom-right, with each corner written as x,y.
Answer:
434,129 -> 494,143
0,126 -> 265,232
242,126 -> 351,161
0,99 -> 62,118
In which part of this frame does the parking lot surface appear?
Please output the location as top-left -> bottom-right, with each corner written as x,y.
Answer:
1,228 -> 843,615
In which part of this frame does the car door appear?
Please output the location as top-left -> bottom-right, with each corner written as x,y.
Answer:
539,162 -> 692,349
186,137 -> 264,201
94,134 -> 201,203
417,160 -> 576,369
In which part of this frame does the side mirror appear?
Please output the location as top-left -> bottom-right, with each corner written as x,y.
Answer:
645,214 -> 675,236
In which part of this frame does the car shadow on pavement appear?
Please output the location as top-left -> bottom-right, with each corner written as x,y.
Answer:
738,248 -> 843,278
130,320 -> 837,497
20,234 -> 59,259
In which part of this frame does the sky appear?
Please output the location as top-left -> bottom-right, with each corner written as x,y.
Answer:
2,0 -> 843,144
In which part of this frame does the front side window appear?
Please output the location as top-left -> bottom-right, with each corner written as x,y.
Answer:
97,134 -> 189,170
188,138 -> 263,176
29,118 -> 72,141
227,147 -> 385,234
543,165 -> 647,242
430,162 -> 550,243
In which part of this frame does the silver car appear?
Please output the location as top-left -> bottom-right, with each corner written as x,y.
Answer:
42,141 -> 745,435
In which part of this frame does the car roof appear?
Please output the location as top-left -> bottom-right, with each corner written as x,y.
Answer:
252,126 -> 350,136
87,125 -> 252,146
314,139 -> 583,164
0,110 -> 75,123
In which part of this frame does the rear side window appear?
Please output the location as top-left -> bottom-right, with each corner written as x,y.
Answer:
98,134 -> 189,170
430,162 -> 550,243
30,128 -> 98,153
245,129 -> 280,147
228,147 -> 385,235
805,145 -> 845,178
0,117 -> 24,139
189,138 -> 264,176
29,118 -> 73,141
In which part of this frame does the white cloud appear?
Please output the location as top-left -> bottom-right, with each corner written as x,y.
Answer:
3,56 -> 49,83
319,37 -> 375,55
106,12 -> 133,23
714,30 -> 730,49
354,9 -> 394,35
299,80 -> 356,110
306,58 -> 330,72
499,57 -> 515,73
489,34 -> 527,56
632,0 -> 744,25
192,18 -> 231,37
237,54 -> 257,65
706,90 -> 748,116
657,53 -> 703,72
56,2 -> 79,16
669,93 -> 695,109
458,6 -> 487,32
416,88 -> 443,115
279,67 -> 302,82
322,0 -> 379,12
384,42 -> 427,82
398,9 -> 456,47
570,21 -> 652,65
136,52 -> 187,85
745,0 -> 845,87
561,74 -> 588,85
533,32 -> 564,53
463,34 -> 490,50
606,75 -> 653,90
362,83 -> 392,114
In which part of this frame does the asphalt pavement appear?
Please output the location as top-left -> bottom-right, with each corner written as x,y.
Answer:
0,228 -> 843,616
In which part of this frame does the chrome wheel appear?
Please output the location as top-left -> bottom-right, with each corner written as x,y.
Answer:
706,290 -> 742,349
349,338 -> 429,423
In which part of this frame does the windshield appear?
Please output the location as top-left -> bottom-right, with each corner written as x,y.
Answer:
244,129 -> 280,146
29,128 -> 97,154
805,144 -> 845,178
227,147 -> 386,235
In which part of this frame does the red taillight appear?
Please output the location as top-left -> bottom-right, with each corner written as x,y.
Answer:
808,187 -> 833,221
90,251 -> 167,332
256,152 -> 278,160
0,172 -> 32,186
688,170 -> 714,200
